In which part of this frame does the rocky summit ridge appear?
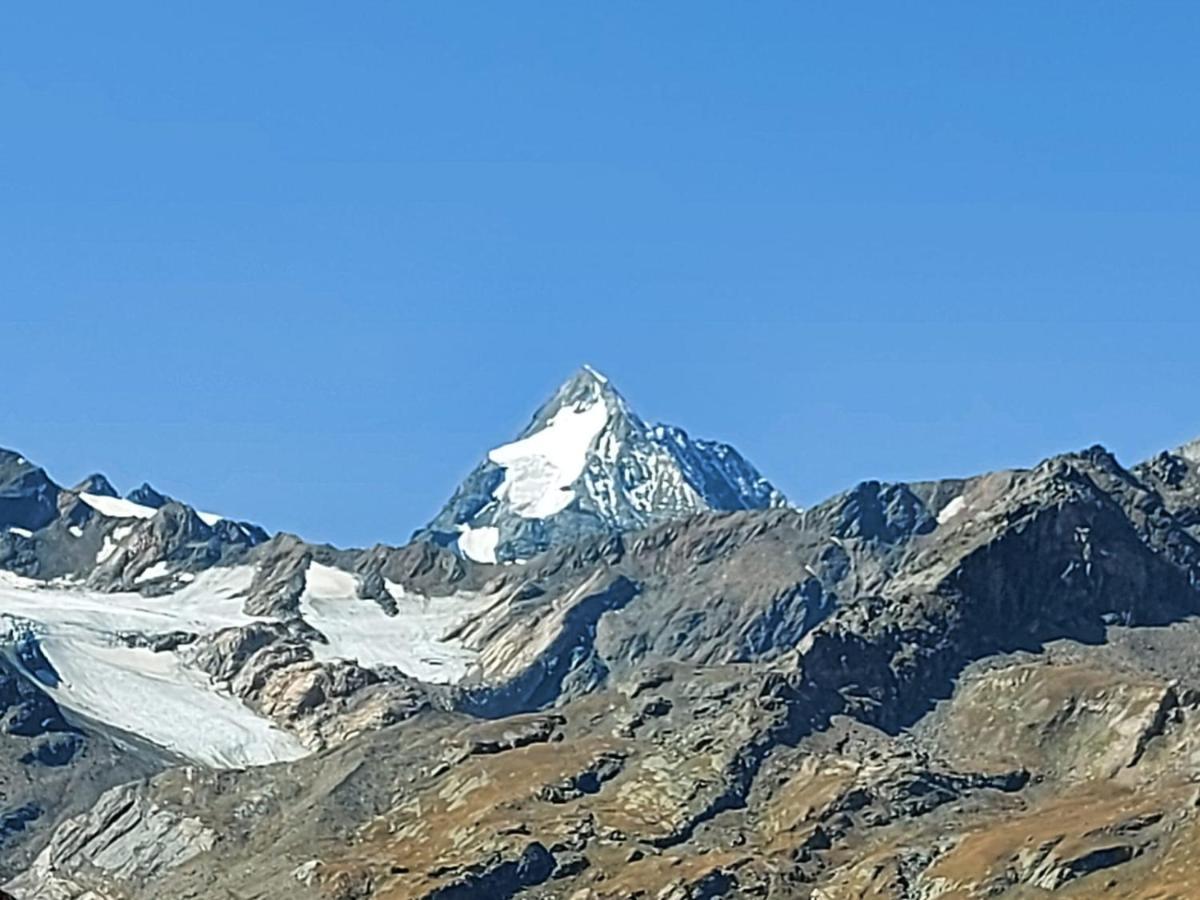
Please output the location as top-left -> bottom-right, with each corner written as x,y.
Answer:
417,366 -> 785,563
0,375 -> 1200,897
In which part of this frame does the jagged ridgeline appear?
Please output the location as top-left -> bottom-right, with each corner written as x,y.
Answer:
415,365 -> 786,562
4,380 -> 1200,897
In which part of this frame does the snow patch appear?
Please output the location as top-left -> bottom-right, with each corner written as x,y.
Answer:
96,525 -> 135,564
487,400 -> 610,518
303,561 -> 357,598
96,538 -> 119,565
937,495 -> 967,525
456,524 -> 499,564
80,493 -> 156,520
134,561 -> 171,583
6,527 -> 32,539
299,562 -> 486,683
83,491 -> 225,529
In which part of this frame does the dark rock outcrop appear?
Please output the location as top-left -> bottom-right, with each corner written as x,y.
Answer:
0,452 -> 59,534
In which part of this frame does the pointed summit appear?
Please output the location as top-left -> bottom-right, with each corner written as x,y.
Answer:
417,366 -> 785,563
525,365 -> 627,422
561,363 -> 609,391
73,473 -> 119,498
0,448 -> 61,532
126,482 -> 173,509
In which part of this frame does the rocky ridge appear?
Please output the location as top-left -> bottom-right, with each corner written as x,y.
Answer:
417,367 -> 785,563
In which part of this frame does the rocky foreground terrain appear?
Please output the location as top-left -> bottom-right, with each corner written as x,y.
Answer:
3,371 -> 1200,898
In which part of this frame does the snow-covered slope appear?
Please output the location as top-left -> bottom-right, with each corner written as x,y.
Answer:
0,557 -> 489,767
418,366 -> 786,562
0,568 -> 305,767
299,561 -> 486,681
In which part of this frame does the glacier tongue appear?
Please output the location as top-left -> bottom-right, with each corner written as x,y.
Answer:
0,569 -> 306,767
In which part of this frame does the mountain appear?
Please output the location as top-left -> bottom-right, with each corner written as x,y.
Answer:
417,365 -> 786,563
12,436 -> 1200,898
9,389 -> 1200,897
0,455 -> 269,593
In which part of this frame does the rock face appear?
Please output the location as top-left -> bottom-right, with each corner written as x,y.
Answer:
1132,438 -> 1200,539
0,656 -> 169,883
84,501 -> 264,593
0,453 -> 59,535
417,367 -> 785,563
184,621 -> 433,750
7,782 -> 216,898
0,448 -> 269,588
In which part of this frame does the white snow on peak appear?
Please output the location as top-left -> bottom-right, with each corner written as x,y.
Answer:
299,562 -> 486,683
196,510 -> 223,527
456,524 -> 500,564
0,567 -> 305,767
6,527 -> 32,539
581,364 -> 608,383
937,495 -> 967,525
487,400 -> 610,518
79,493 -> 157,520
1180,439 -> 1200,464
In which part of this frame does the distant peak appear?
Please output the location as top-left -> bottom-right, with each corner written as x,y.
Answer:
418,364 -> 784,561
74,473 -> 118,498
126,482 -> 173,509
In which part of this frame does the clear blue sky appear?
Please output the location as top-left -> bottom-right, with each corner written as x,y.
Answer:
2,4 -> 1198,546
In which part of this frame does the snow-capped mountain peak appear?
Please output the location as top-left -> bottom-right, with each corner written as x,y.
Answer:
417,366 -> 785,563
